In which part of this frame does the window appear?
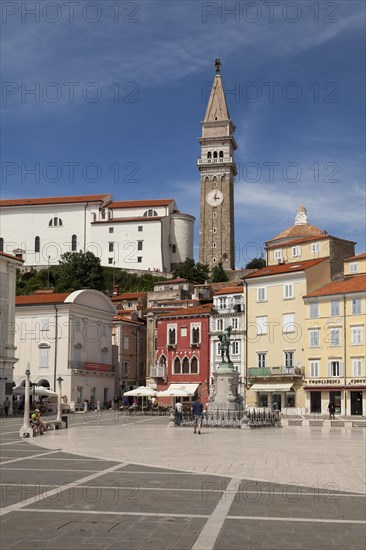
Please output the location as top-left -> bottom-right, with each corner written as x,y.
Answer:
213,243 -> 216,249
191,356 -> 198,374
274,249 -> 282,261
351,326 -> 364,345
137,241 -> 143,251
216,319 -> 223,331
349,263 -> 358,273
168,325 -> 177,346
41,318 -> 49,332
108,258 -> 113,264
329,360 -> 341,377
219,150 -> 224,158
101,210 -> 106,219
191,324 -> 201,344
0,238 -> 3,252
109,227 -> 114,233
256,316 -> 267,335
49,217 -> 63,227
138,226 -> 143,232
213,151 -> 218,159
172,244 -> 176,253
70,234 -> 77,251
329,327 -> 340,346
213,228 -> 217,234
124,362 -> 129,375
35,236 -> 40,253
159,355 -> 166,368
182,357 -> 190,374
124,336 -> 129,350
173,357 -> 181,374
137,257 -> 142,263
180,327 -> 187,337
231,341 -> 240,355
219,297 -> 227,310
330,300 -> 340,317
309,328 -> 320,347
284,284 -> 293,299
352,299 -> 362,314
39,347 -> 49,369
310,303 -> 319,318
108,242 -> 114,252
207,151 -> 212,159
352,358 -> 363,377
283,313 -> 295,333
213,211 -> 217,219
257,287 -> 266,302
257,353 -> 267,368
231,318 -> 239,330
310,360 -> 319,377
292,246 -> 301,258
284,351 -> 294,367
310,242 -> 320,254
213,178 -> 217,188
143,209 -> 158,217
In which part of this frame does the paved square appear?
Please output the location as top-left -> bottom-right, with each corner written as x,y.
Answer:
0,413 -> 365,549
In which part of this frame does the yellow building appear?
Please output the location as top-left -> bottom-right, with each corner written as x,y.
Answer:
244,258 -> 334,410
303,255 -> 366,416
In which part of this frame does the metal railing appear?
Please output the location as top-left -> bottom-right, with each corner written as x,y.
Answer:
247,366 -> 303,377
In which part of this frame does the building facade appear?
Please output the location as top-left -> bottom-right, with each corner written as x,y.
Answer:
112,314 -> 146,395
14,290 -> 117,409
0,195 -> 195,273
198,59 -> 237,270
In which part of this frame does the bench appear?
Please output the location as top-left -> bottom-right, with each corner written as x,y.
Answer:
309,420 -> 324,427
331,420 -> 345,427
44,420 -> 62,430
288,419 -> 302,426
352,421 -> 366,427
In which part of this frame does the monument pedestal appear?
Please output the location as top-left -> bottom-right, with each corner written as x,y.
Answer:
208,363 -> 241,412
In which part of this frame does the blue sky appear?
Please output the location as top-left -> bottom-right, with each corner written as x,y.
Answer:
2,0 -> 365,265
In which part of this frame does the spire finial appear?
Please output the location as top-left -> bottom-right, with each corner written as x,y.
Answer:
215,58 -> 221,74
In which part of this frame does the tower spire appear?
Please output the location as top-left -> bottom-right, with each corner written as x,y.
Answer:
203,58 -> 230,123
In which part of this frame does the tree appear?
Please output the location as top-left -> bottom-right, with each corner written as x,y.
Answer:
172,258 -> 209,284
246,257 -> 266,269
210,262 -> 229,283
55,251 -> 105,292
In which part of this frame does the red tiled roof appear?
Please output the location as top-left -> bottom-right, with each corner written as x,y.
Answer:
156,304 -> 213,318
109,199 -> 174,209
214,286 -> 243,295
266,235 -> 329,249
304,274 -> 366,297
0,251 -> 24,263
344,252 -> 366,261
111,292 -> 147,301
268,223 -> 325,242
245,258 -> 327,279
16,293 -> 71,305
113,315 -> 146,326
0,194 -> 111,207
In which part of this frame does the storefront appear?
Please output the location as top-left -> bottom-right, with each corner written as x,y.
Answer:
345,379 -> 366,416
249,383 -> 296,410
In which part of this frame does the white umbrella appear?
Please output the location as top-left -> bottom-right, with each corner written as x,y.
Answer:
13,385 -> 57,396
123,386 -> 157,397
157,388 -> 189,397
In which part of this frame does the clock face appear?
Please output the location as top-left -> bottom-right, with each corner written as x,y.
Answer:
206,190 -> 224,206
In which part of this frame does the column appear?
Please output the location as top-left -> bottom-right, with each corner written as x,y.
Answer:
267,392 -> 272,410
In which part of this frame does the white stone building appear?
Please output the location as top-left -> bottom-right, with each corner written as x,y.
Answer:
14,290 -> 117,409
209,286 -> 245,399
0,252 -> 24,410
0,195 -> 195,273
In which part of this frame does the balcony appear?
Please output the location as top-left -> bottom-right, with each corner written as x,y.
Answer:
247,367 -> 303,378
150,366 -> 167,379
69,361 -> 114,373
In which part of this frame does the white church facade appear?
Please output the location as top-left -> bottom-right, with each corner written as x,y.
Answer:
0,194 -> 195,273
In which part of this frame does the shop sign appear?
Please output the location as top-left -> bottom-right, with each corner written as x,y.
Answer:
346,378 -> 366,386
304,378 -> 341,385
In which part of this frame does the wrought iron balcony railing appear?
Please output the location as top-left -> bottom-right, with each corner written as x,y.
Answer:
150,366 -> 167,379
247,366 -> 303,378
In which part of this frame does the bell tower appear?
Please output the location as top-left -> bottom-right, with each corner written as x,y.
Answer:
198,59 -> 237,270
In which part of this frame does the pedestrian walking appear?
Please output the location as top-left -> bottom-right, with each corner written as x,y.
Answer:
192,398 -> 203,434
3,397 -> 11,417
175,400 -> 182,426
328,401 -> 336,420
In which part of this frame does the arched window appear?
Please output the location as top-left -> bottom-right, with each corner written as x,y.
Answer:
207,151 -> 212,159
36,378 -> 51,389
191,356 -> 198,374
35,236 -> 40,253
159,354 -> 166,368
212,176 -> 217,188
71,234 -> 77,252
213,151 -> 218,159
168,328 -> 176,346
0,238 -> 3,252
219,150 -> 224,158
172,244 -> 176,253
49,217 -> 63,227
173,357 -> 181,374
182,356 -> 189,374
143,209 -> 158,217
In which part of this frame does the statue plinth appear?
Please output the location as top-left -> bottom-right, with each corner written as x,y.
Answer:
208,362 -> 241,412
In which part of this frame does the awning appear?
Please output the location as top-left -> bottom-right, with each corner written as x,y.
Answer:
163,383 -> 199,396
250,383 -> 294,392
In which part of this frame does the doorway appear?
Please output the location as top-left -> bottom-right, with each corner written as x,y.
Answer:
350,392 -> 363,416
310,391 -> 321,413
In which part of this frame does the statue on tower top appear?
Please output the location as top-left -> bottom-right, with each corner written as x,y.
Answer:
215,58 -> 221,74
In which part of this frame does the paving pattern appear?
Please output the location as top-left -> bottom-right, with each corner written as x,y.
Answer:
0,413 -> 365,549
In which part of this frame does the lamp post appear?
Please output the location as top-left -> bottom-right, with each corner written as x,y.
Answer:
56,376 -> 63,422
19,368 -> 32,438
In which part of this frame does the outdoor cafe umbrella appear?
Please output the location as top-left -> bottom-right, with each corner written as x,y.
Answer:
123,386 -> 157,409
156,388 -> 189,397
13,385 -> 58,396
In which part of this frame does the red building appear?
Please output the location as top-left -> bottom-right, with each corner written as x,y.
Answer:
154,304 -> 212,405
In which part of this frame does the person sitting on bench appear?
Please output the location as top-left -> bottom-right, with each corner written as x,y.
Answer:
31,409 -> 46,435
